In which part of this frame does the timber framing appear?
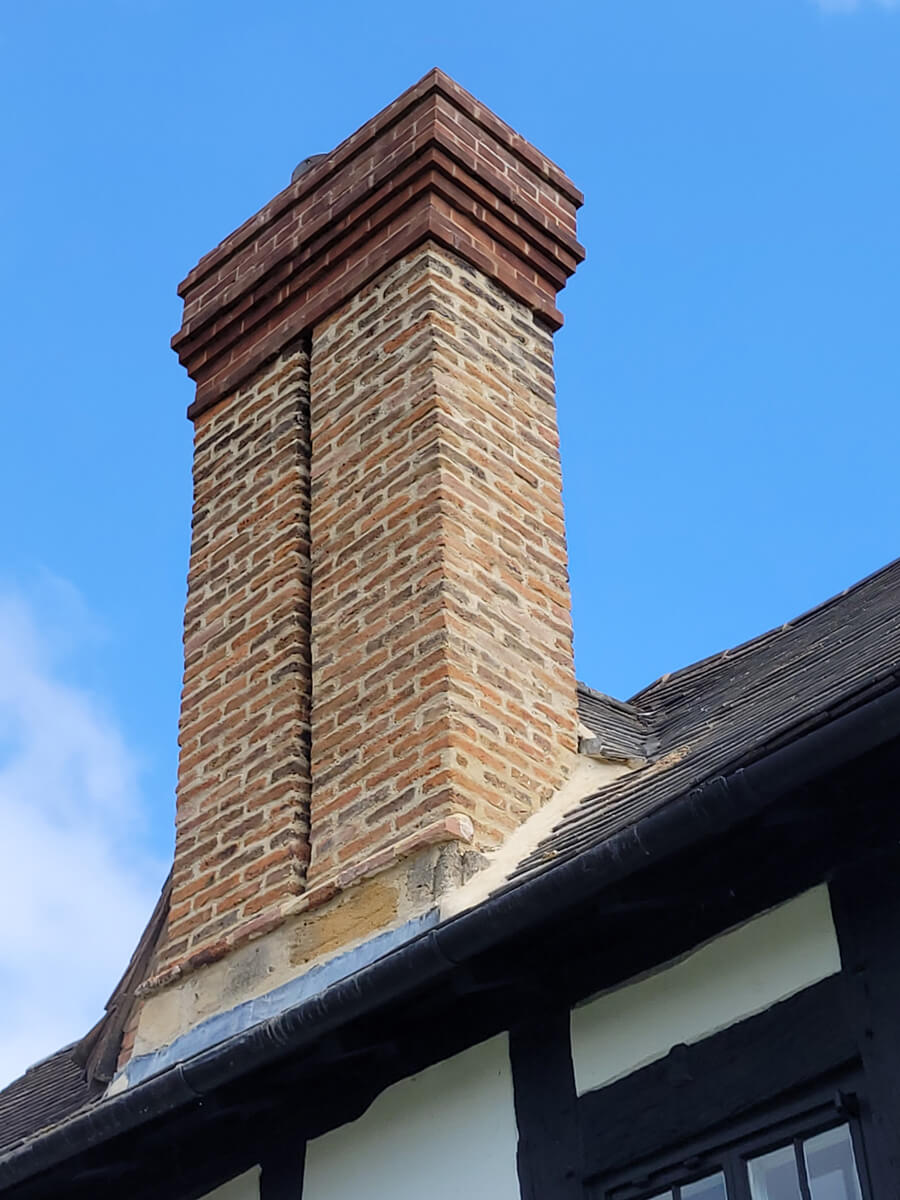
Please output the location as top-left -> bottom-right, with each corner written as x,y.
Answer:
2,686 -> 899,1199
580,978 -> 862,1190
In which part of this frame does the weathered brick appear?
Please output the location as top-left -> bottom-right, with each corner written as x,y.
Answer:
158,342 -> 312,972
306,245 -> 577,883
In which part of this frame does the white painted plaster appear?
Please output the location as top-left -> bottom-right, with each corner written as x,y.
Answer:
571,886 -> 842,1096
441,756 -> 630,918
303,1035 -> 520,1200
201,1166 -> 260,1199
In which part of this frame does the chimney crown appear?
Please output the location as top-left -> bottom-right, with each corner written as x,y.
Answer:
172,68 -> 584,419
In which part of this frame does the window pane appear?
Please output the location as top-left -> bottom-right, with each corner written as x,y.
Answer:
682,1173 -> 728,1200
645,1193 -> 673,1200
748,1145 -> 803,1200
803,1126 -> 863,1200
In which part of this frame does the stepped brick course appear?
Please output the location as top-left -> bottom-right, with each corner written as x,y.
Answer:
172,69 -> 583,420
161,344 -> 313,971
307,245 -> 577,883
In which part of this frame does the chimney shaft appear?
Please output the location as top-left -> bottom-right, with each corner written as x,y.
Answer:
159,69 -> 584,983
305,247 -> 576,888
163,345 -> 313,971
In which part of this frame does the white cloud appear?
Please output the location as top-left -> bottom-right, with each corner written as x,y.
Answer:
812,0 -> 899,11
0,582 -> 164,1088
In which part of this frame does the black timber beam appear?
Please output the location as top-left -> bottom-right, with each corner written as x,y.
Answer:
830,848 -> 900,1197
510,1010 -> 581,1200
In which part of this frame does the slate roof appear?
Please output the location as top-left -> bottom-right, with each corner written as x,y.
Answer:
576,685 -> 656,762
512,556 -> 900,884
0,1048 -> 99,1157
0,874 -> 172,1158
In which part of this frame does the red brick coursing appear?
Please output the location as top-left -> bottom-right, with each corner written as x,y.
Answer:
160,344 -> 312,971
172,69 -> 583,419
307,245 -> 577,883
156,244 -> 578,979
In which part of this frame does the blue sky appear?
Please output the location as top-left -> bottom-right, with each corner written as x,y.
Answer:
0,0 -> 898,1083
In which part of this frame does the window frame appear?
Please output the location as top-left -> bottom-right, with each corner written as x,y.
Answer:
579,974 -> 877,1200
603,1100 -> 872,1200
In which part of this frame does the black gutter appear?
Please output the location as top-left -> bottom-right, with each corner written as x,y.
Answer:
3,682 -> 899,1192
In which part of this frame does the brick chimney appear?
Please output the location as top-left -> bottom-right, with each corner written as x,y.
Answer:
158,69 -> 584,984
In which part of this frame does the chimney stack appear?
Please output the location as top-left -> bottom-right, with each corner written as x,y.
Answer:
157,69 -> 584,986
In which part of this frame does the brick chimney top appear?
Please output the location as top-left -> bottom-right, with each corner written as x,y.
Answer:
172,67 -> 584,418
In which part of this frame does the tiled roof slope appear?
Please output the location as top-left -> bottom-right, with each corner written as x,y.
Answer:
0,874 -> 171,1157
0,1048 -> 98,1157
512,556 -> 900,883
576,685 -> 656,762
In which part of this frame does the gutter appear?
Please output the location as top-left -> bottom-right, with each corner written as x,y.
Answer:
2,682 -> 899,1192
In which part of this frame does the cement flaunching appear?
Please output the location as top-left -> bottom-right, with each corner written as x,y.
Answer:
440,755 -> 631,918
112,757 -> 627,1094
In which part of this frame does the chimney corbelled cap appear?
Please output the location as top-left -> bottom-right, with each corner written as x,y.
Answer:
173,68 -> 585,418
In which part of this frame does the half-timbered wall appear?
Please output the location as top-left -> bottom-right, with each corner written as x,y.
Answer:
570,886 -> 841,1095
201,1171 -> 260,1200
19,837 -> 900,1200
304,1037 -> 519,1200
195,888 -> 857,1200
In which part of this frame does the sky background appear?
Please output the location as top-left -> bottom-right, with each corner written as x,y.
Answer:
0,0 -> 898,1086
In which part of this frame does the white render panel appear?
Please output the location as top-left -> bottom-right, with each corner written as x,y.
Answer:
202,1167 -> 261,1199
303,1035 -> 520,1200
571,885 -> 842,1096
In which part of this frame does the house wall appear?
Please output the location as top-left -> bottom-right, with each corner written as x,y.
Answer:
18,850 -> 900,1200
570,886 -> 841,1095
303,1036 -> 520,1200
191,862 -> 900,1200
156,889 -> 846,1200
201,1168 -> 260,1200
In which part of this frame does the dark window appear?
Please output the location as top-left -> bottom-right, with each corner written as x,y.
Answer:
580,978 -> 881,1200
747,1123 -> 862,1200
643,1172 -> 728,1200
605,1113 -> 869,1200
